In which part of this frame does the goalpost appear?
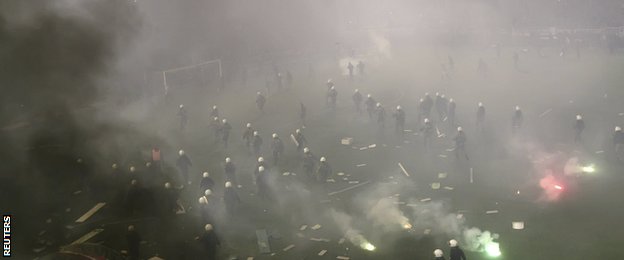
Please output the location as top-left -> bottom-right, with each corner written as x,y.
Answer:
161,59 -> 222,93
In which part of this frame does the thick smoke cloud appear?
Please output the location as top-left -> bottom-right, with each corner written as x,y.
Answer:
0,0 -> 143,226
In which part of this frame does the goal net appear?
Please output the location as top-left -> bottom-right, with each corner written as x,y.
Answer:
161,59 -> 222,93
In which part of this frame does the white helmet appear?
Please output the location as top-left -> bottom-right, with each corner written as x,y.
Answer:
131,179 -> 137,185
253,131 -> 259,136
258,166 -> 265,172
258,157 -> 264,163
272,133 -> 278,138
576,115 -> 582,120
204,224 -> 213,231
616,126 -> 622,132
204,189 -> 212,196
145,162 -> 151,167
478,102 -> 483,107
164,182 -> 171,189
457,126 -> 463,131
257,91 -> 261,95
449,239 -> 458,247
303,147 -> 310,153
246,123 -> 251,128
449,98 -> 454,102
320,157 -> 326,162
213,105 -> 217,110
179,104 -> 184,108
367,94 -> 372,98
198,197 -> 208,204
515,106 -> 520,111
354,89 -> 359,93
419,98 -> 424,102
296,129 -> 301,134
327,78 -> 332,83
130,166 -> 136,172
376,103 -> 381,107
203,172 -> 209,178
434,249 -> 443,257
179,150 -> 185,156
441,94 -> 445,98
213,117 -> 219,121
424,118 -> 430,123
435,92 -> 440,96
397,105 -> 401,110
331,86 -> 335,90
222,119 -> 227,123
225,181 -> 232,188
112,163 -> 118,169
225,157 -> 231,163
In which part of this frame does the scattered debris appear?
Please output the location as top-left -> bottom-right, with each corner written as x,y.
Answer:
71,229 -> 104,245
443,186 -> 454,190
328,181 -> 372,196
398,162 -> 410,177
356,164 -> 367,167
486,210 -> 499,214
431,183 -> 440,189
247,257 -> 254,260
327,179 -> 336,183
75,202 -> 106,223
348,181 -> 359,184
359,147 -> 368,151
311,224 -> 322,230
595,150 -> 604,154
341,137 -> 354,145
296,233 -> 305,238
392,201 -> 406,205
420,198 -> 431,202
310,238 -> 330,242
368,144 -> 377,148
438,154 -> 447,158
300,225 -> 308,231
337,256 -> 350,260
318,250 -> 327,256
338,238 -> 345,244
283,172 -> 291,176
73,190 -> 82,195
438,173 -> 447,179
337,172 -> 345,176
424,229 -> 431,235
512,222 -> 525,230
283,244 -> 295,251
470,168 -> 474,183
539,108 -> 553,118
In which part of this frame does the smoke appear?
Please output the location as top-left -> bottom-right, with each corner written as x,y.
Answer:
369,31 -> 392,59
0,0 -> 145,219
462,227 -> 500,253
366,197 -> 411,231
328,208 -> 375,251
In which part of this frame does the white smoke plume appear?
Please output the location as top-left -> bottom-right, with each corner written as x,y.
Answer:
328,208 -> 375,251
